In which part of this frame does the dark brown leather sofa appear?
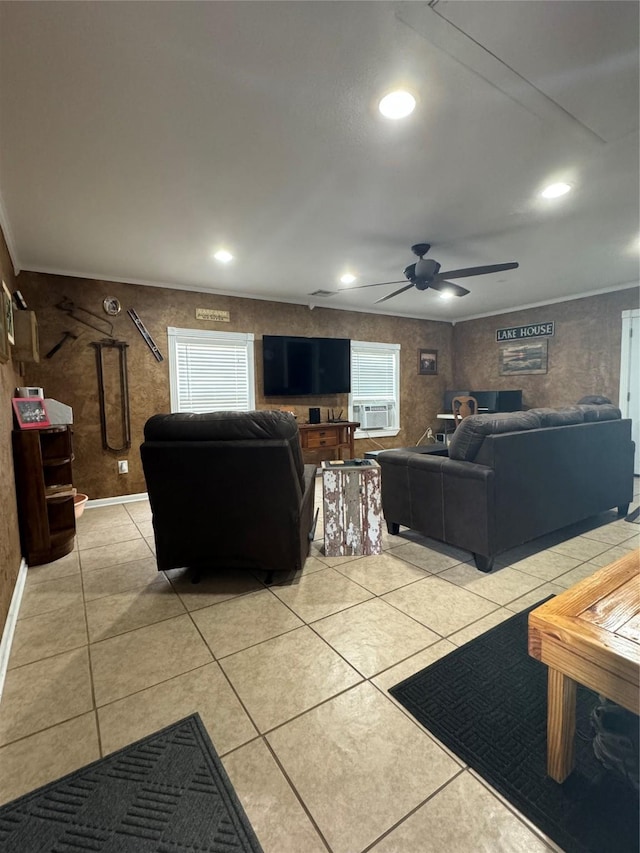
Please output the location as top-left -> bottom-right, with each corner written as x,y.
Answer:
377,404 -> 634,572
140,410 -> 317,578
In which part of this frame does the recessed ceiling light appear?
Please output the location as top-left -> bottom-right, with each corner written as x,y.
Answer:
340,273 -> 356,285
213,249 -> 234,264
541,182 -> 572,199
378,90 -> 416,120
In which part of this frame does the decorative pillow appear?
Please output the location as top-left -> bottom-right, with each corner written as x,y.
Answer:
577,395 -> 612,405
576,403 -> 621,422
448,411 -> 541,462
528,407 -> 584,427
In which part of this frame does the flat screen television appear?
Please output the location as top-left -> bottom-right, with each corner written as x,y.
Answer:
263,335 -> 351,396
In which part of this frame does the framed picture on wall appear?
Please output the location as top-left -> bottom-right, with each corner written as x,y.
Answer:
12,397 -> 51,429
2,281 -> 14,345
0,286 -> 8,363
418,348 -> 438,375
499,339 -> 548,375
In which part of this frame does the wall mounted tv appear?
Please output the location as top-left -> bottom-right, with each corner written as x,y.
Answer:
263,335 -> 351,396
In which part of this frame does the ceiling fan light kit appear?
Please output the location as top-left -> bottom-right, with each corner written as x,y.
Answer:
378,90 -> 416,120
338,242 -> 519,304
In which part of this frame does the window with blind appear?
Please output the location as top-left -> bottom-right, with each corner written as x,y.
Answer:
167,328 -> 255,413
349,340 -> 400,437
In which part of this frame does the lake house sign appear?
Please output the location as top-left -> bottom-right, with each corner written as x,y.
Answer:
496,322 -> 554,343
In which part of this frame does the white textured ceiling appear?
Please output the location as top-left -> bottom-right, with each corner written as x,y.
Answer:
0,0 -> 638,321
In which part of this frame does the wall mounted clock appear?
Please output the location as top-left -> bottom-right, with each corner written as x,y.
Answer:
103,296 -> 121,316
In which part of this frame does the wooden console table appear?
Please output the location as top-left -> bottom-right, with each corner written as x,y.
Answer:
298,421 -> 359,463
528,548 -> 640,782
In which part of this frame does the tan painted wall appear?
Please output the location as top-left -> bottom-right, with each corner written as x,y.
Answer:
453,288 -> 640,409
0,229 -> 22,633
16,272 -> 454,501
3,270 -> 637,636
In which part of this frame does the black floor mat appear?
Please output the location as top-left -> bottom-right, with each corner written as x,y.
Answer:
390,603 -> 639,853
0,714 -> 263,853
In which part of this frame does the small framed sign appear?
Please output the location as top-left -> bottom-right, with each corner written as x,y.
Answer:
12,397 -> 51,429
418,348 -> 438,375
196,308 -> 230,322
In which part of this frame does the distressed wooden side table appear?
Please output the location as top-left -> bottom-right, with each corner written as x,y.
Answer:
321,459 -> 382,557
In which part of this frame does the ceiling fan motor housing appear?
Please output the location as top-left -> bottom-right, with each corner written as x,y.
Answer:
414,258 -> 441,281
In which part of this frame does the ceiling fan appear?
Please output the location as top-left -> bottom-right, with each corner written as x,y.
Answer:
340,243 -> 519,303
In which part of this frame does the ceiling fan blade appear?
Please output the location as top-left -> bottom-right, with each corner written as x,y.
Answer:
375,283 -> 415,304
429,280 -> 470,298
435,262 -> 519,280
338,279 -> 405,291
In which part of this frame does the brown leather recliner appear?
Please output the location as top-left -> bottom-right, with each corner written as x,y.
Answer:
140,410 -> 317,577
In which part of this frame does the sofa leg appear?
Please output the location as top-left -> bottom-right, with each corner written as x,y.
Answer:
387,522 -> 400,535
264,570 -> 274,585
474,553 -> 494,573
617,503 -> 629,518
190,569 -> 201,585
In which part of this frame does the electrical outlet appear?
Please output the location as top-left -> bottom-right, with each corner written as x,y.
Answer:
118,460 -> 128,474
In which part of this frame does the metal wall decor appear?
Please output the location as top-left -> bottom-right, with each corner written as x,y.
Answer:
91,339 -> 131,451
127,308 -> 164,361
103,296 -> 122,316
56,297 -> 114,337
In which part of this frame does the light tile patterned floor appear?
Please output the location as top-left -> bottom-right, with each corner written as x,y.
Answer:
0,478 -> 638,852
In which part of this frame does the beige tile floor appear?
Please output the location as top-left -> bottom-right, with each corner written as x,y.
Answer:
1,478 -> 638,852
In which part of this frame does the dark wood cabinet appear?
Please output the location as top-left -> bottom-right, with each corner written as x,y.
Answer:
12,426 -> 76,566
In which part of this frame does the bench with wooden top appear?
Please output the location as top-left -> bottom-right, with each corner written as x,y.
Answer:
528,547 -> 640,783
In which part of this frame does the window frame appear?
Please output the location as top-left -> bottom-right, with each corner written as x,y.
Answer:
349,340 -> 401,439
167,327 -> 255,413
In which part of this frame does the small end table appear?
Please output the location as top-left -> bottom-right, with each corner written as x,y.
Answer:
321,459 -> 382,557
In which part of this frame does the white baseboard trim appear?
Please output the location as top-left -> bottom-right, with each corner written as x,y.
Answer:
0,558 -> 28,703
86,492 -> 148,509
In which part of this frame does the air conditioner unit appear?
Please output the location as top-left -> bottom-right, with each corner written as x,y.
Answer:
353,402 -> 394,430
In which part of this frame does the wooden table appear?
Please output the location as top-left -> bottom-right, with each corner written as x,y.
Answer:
298,421 -> 359,463
528,548 -> 640,782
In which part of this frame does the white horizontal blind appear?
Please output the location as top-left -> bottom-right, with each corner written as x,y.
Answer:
350,341 -> 400,431
168,328 -> 255,413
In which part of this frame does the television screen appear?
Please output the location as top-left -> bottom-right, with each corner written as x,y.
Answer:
263,335 -> 351,396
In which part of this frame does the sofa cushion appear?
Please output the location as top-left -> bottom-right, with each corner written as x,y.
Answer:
143,410 -> 305,484
527,407 -> 584,427
448,411 -> 542,462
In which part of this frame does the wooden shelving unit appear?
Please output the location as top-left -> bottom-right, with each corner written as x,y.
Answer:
12,426 -> 76,566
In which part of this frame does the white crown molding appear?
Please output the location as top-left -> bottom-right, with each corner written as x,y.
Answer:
0,190 -> 21,275
21,264 -> 639,327
21,262 -> 459,324
455,280 -> 640,323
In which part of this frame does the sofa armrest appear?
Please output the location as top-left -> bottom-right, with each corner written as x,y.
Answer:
379,450 -> 495,555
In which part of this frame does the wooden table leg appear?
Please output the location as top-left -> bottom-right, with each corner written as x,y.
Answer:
547,667 -> 577,782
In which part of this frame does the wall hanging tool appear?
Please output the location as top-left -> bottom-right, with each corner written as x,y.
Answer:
56,297 -> 114,337
90,339 -> 131,452
127,308 -> 164,361
45,330 -> 78,359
